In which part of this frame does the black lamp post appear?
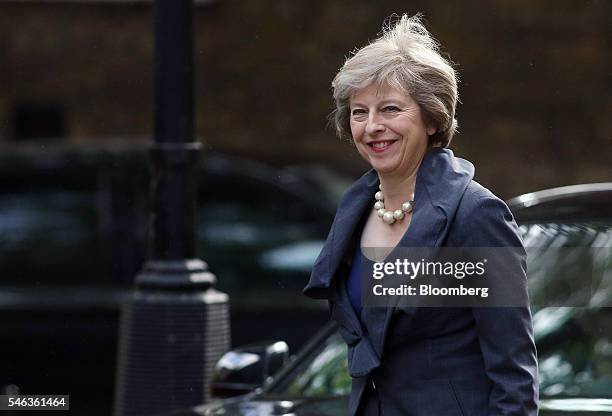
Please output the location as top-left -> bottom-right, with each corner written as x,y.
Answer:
114,1 -> 230,415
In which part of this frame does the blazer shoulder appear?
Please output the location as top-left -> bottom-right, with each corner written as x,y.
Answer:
451,180 -> 522,247
456,180 -> 512,220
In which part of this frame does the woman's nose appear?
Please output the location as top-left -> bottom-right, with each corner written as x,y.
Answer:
365,113 -> 386,135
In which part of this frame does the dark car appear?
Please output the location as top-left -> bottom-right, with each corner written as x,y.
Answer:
0,143 -> 347,415
169,182 -> 612,416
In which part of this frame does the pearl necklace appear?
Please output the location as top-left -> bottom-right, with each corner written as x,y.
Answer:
374,184 -> 414,225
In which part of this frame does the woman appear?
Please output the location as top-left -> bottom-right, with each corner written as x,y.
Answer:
304,14 -> 538,416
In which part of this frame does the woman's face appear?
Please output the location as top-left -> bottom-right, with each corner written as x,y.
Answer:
349,83 -> 436,178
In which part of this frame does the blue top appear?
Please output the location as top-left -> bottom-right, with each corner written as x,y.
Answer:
346,240 -> 363,314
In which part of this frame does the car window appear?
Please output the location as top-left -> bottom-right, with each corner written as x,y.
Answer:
522,222 -> 612,313
0,190 -> 106,285
197,172 -> 331,298
522,222 -> 612,399
523,223 -> 612,310
271,330 -> 350,398
537,307 -> 612,398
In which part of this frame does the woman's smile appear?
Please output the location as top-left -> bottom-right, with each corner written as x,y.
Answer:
368,140 -> 397,153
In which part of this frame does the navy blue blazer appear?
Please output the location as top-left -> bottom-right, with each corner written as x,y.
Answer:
304,149 -> 538,416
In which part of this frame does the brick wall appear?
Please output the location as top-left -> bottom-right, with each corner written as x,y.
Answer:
0,0 -> 610,197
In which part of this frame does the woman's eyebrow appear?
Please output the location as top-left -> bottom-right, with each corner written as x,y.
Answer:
350,99 -> 408,108
378,99 -> 408,106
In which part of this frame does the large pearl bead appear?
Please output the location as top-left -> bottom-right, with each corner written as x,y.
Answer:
374,201 -> 384,210
393,210 -> 404,220
377,208 -> 386,218
401,201 -> 413,212
375,191 -> 383,201
382,211 -> 395,224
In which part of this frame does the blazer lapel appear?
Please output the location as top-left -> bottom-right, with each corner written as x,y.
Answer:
304,171 -> 385,377
323,181 -> 375,340
303,170 -> 378,299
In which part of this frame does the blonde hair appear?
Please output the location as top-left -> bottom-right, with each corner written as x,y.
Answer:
331,14 -> 459,147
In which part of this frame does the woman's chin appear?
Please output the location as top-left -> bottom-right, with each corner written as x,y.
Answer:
371,163 -> 400,176
373,166 -> 397,177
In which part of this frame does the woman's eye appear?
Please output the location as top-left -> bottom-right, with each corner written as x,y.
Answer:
383,106 -> 401,112
351,109 -> 367,116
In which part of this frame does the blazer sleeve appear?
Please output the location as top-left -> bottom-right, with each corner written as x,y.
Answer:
457,195 -> 539,416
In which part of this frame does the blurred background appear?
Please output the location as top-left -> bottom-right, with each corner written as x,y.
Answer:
0,0 -> 610,196
0,0 -> 610,415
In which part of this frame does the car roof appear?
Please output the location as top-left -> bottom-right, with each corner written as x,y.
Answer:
506,183 -> 612,223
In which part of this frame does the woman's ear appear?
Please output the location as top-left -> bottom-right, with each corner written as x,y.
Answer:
426,125 -> 437,136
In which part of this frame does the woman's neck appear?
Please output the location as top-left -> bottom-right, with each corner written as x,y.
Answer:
378,171 -> 418,211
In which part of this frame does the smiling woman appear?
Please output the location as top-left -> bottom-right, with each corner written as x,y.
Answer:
304,13 -> 539,416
